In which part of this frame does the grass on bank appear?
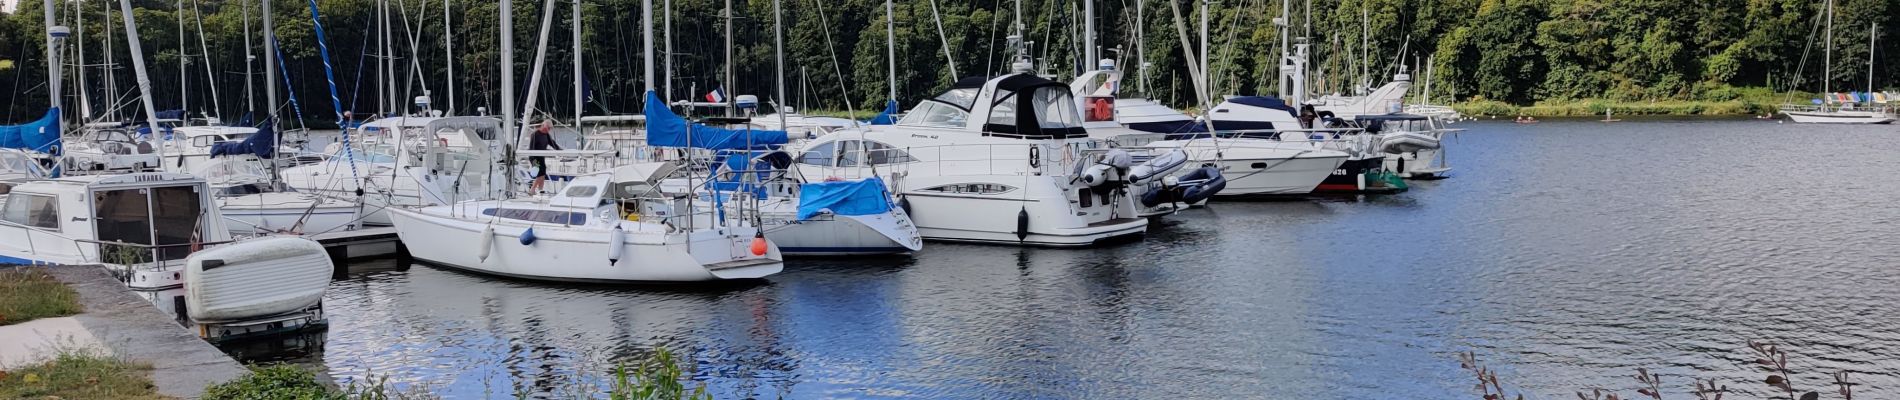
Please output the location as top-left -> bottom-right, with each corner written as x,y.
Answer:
0,268 -> 83,326
0,350 -> 167,399
204,348 -> 709,400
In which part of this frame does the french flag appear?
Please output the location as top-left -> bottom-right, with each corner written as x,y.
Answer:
705,87 -> 726,103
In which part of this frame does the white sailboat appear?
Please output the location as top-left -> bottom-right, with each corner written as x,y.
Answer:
388,162 -> 784,282
1780,1 -> 1895,124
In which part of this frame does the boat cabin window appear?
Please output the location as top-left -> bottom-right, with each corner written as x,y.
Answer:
989,90 -> 1018,129
836,141 -> 863,167
1034,88 -> 1083,129
897,101 -> 969,128
93,185 -> 205,261
480,208 -> 589,225
934,88 -> 979,110
1,193 -> 60,230
797,142 -> 836,166
919,183 -> 1016,195
862,141 -> 914,165
219,183 -> 271,196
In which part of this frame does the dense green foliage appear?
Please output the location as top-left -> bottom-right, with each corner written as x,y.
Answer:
0,0 -> 1895,125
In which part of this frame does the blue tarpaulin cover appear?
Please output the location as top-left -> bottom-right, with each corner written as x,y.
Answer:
643,91 -> 789,149
0,108 -> 62,153
209,121 -> 277,159
796,177 -> 893,220
868,99 -> 900,125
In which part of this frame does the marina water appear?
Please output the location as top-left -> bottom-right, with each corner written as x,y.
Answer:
233,119 -> 1900,398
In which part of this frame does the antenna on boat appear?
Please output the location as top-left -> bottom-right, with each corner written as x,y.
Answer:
444,0 -> 455,115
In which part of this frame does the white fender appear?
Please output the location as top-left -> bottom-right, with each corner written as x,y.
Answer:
476,225 -> 495,262
607,225 -> 626,265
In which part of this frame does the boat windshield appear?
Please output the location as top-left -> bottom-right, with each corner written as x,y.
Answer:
896,101 -> 969,128
934,88 -> 979,110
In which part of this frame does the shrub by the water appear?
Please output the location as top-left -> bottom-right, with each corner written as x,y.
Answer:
206,348 -> 708,399
1462,341 -> 1858,400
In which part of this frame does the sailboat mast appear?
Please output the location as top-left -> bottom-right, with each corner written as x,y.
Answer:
262,0 -> 280,185
444,0 -> 454,115
192,0 -> 221,119
383,0 -> 398,115
1135,0 -> 1145,94
1869,23 -> 1877,94
178,0 -> 188,118
75,0 -> 90,120
643,0 -> 654,92
243,0 -> 255,114
885,0 -> 896,102
724,0 -> 735,115
1082,0 -> 1094,66
43,0 -> 61,109
501,0 -> 518,195
574,0 -> 583,125
927,0 -> 956,79
774,0 -> 785,130
119,0 -> 163,160
663,0 -> 672,102
1823,0 -> 1833,95
521,0 -> 558,128
1198,0 -> 1207,99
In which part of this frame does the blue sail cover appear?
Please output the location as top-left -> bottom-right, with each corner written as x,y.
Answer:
643,91 -> 789,149
209,121 -> 277,159
0,108 -> 62,153
796,177 -> 893,220
868,99 -> 900,125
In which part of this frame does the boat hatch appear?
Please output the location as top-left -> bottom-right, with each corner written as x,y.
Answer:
92,185 -> 206,262
480,208 -> 589,225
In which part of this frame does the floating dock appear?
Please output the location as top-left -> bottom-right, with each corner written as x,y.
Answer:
309,226 -> 402,261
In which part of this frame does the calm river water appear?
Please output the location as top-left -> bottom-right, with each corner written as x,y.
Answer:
232,118 -> 1900,399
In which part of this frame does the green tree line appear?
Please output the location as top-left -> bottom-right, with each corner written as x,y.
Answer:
0,0 -> 1894,126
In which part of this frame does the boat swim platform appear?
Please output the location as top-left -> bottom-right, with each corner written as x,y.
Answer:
309,226 -> 402,261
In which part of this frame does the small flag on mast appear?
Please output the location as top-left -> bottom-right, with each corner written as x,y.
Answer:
705,87 -> 726,103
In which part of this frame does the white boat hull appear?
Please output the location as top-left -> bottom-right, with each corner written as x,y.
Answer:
1199,155 -> 1347,196
220,193 -> 365,235
1783,110 -> 1895,124
388,207 -> 783,282
764,208 -> 923,255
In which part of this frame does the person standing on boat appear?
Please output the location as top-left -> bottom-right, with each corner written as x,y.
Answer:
529,121 -> 562,194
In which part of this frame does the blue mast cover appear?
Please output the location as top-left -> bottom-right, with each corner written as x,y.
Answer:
868,99 -> 899,125
643,91 -> 789,150
796,177 -> 893,220
209,120 -> 278,159
0,108 -> 62,153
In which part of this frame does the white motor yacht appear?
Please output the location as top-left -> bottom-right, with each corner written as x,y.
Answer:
1070,65 -> 1348,197
0,172 -> 330,341
794,74 -> 1148,247
388,162 -> 784,283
